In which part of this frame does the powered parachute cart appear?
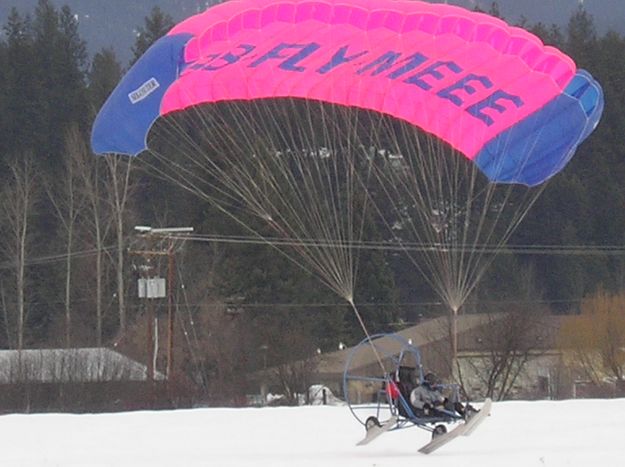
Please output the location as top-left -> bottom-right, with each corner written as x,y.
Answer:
343,333 -> 491,453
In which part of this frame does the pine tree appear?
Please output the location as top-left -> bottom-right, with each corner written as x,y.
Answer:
130,6 -> 175,65
3,8 -> 43,159
31,0 -> 88,172
565,5 -> 597,69
529,22 -> 565,48
472,1 -> 502,17
88,48 -> 123,111
0,33 -> 9,159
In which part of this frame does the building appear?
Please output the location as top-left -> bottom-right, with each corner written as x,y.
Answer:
311,313 -> 622,402
0,348 -> 167,413
0,348 -> 163,384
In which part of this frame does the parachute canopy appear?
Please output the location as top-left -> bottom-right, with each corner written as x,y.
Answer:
91,0 -> 605,317
91,0 -> 603,187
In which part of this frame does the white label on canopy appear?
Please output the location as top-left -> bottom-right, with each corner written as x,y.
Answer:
129,78 -> 160,104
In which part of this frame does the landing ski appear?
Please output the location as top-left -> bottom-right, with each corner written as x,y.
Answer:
462,398 -> 492,436
356,415 -> 399,446
417,420 -> 467,454
418,398 -> 492,455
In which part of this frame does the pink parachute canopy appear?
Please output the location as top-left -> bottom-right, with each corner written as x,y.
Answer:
92,0 -> 603,185
164,0 -> 574,159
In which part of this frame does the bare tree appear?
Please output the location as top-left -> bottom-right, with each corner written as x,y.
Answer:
104,154 -> 135,334
464,307 -> 549,400
559,289 -> 625,383
267,328 -> 319,405
273,356 -> 318,405
0,283 -> 11,347
182,301 -> 253,403
45,127 -> 87,347
455,262 -> 549,400
0,155 -> 39,349
75,141 -> 113,346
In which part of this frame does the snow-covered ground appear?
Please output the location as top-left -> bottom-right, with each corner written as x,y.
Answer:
0,398 -> 622,466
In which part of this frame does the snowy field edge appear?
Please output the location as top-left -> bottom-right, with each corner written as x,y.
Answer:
1,398 -> 623,467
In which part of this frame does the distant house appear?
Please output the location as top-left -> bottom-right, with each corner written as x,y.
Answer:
312,314 -> 506,400
0,348 -> 164,384
311,313 -> 617,402
0,348 -> 169,413
313,314 -> 501,389
455,314 -> 565,400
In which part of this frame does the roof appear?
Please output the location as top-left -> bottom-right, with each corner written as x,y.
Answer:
0,348 -> 164,384
316,313 -> 507,376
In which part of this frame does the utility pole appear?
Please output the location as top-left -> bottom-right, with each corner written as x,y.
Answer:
131,226 -> 193,380
167,241 -> 175,378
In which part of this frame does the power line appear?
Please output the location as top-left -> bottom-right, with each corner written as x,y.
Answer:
0,245 -> 119,270
138,297 -> 586,311
2,232 -> 622,274
167,233 -> 625,256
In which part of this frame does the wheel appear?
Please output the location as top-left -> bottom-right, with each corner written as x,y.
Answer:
432,424 -> 447,439
365,416 -> 381,431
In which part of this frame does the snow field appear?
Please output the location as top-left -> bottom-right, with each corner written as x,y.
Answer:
0,398 -> 623,466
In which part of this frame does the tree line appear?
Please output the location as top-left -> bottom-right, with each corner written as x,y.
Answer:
0,0 -> 623,401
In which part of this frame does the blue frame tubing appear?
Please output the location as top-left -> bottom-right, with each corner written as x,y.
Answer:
343,333 -> 464,433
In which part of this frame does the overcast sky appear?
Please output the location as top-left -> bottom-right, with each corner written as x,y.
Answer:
1,0 -> 622,64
